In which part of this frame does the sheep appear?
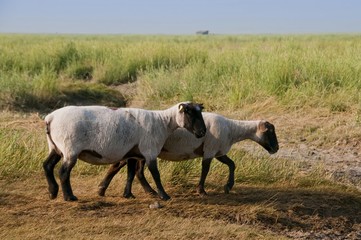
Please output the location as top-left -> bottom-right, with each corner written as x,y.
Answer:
97,112 -> 279,198
43,102 -> 206,201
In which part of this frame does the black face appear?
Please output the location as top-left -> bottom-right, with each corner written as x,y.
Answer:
259,122 -> 279,154
181,103 -> 206,138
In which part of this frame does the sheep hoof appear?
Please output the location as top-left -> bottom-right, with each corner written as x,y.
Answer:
49,192 -> 58,199
98,187 -> 106,197
123,193 -> 135,199
146,189 -> 158,196
224,182 -> 234,194
197,187 -> 207,197
159,194 -> 171,201
224,185 -> 231,194
48,186 -> 59,199
64,195 -> 78,201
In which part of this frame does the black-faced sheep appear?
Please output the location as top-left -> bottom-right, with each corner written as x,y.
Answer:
98,112 -> 279,198
43,102 -> 206,201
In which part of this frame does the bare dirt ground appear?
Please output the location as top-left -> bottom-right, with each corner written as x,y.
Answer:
271,108 -> 361,190
1,173 -> 361,239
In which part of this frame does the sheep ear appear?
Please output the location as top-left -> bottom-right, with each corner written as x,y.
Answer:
258,121 -> 268,133
178,104 -> 185,113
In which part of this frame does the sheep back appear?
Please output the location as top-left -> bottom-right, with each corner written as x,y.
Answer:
45,106 -> 169,164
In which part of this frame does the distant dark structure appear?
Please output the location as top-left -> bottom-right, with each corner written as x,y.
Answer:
196,30 -> 209,35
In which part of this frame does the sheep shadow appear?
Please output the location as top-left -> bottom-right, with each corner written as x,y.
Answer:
170,185 -> 361,234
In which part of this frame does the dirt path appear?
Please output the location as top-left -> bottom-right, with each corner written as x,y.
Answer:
239,139 -> 361,190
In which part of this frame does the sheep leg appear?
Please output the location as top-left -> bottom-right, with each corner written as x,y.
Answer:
197,158 -> 213,196
43,150 -> 61,199
59,156 -> 78,201
135,160 -> 157,195
123,158 -> 137,199
146,159 -> 170,200
216,155 -> 235,194
98,160 -> 127,196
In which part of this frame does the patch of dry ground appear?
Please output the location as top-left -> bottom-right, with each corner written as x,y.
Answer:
0,175 -> 281,240
240,106 -> 361,190
1,173 -> 361,239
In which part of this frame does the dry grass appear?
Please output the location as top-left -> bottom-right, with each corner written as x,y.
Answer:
1,173 -> 361,240
0,174 -> 284,240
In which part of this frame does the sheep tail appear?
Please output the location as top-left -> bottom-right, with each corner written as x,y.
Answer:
46,121 -> 50,135
45,115 -> 60,154
45,114 -> 53,135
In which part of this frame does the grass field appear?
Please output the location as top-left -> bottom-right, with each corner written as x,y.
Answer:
1,34 -> 361,239
1,34 -> 361,111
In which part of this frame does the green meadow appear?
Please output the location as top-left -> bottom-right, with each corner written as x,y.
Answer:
1,34 -> 361,111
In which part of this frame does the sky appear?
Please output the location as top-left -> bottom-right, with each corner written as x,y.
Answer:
0,0 -> 361,35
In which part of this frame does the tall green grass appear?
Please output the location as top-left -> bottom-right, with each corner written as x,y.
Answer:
1,34 -> 360,111
137,35 -> 361,110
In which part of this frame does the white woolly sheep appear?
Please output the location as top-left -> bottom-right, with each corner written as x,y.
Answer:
43,102 -> 206,201
98,112 -> 279,198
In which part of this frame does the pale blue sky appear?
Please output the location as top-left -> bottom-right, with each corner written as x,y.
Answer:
0,0 -> 360,34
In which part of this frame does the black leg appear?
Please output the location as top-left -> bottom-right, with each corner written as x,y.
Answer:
59,156 -> 78,201
98,160 -> 127,196
43,150 -> 61,199
123,158 -> 137,198
136,160 -> 157,195
197,158 -> 212,196
216,155 -> 235,194
146,159 -> 170,200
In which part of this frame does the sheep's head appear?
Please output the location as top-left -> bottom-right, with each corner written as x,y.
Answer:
256,121 -> 279,154
177,102 -> 206,138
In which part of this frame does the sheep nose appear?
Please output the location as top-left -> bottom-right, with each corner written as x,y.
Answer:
270,144 -> 279,154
